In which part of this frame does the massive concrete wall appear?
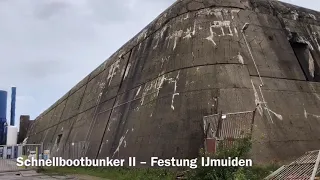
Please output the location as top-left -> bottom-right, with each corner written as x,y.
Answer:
27,0 -> 320,164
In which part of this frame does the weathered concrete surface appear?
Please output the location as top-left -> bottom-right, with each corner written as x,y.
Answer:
27,0 -> 320,164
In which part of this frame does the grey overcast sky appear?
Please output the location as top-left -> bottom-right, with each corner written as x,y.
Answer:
0,0 -> 319,126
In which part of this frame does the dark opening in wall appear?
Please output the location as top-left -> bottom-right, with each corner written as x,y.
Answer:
56,134 -> 62,146
290,33 -> 320,82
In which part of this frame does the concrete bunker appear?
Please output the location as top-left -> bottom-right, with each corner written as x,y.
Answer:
26,0 -> 320,165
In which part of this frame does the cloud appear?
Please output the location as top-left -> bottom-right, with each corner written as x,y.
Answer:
0,0 -> 174,122
34,1 -> 70,20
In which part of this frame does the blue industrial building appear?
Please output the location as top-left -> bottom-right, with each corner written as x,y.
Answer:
0,87 -> 17,145
0,90 -> 7,145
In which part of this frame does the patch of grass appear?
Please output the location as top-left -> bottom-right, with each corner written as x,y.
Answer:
186,138 -> 279,180
43,166 -> 175,180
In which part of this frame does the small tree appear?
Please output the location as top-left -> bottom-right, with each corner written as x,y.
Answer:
187,138 -> 252,180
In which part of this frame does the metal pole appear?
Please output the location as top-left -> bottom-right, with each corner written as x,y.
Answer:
216,112 -> 223,138
250,108 -> 257,139
310,150 -> 320,180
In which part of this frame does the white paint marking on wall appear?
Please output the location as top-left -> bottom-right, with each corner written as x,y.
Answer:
212,21 -> 233,36
237,52 -> 244,64
137,29 -> 148,42
309,14 -> 317,20
304,109 -> 320,119
121,68 -> 125,77
264,107 -> 283,120
153,25 -> 168,50
304,108 -> 308,119
234,27 -> 239,37
172,30 -> 183,50
205,22 -> 217,46
314,36 -> 320,52
140,75 -> 165,106
157,13 -> 167,26
203,120 -> 207,132
231,9 -> 240,19
160,25 -> 168,39
298,37 -> 315,50
197,8 -> 215,16
99,144 -> 103,154
309,84 -> 320,101
161,56 -> 170,68
314,92 -> 320,101
206,21 -> 234,45
213,8 -> 223,20
223,8 -> 229,15
153,33 -> 160,50
306,41 -> 315,51
291,11 -> 299,20
166,36 -> 171,49
107,121 -> 113,132
112,129 -> 129,157
124,63 -> 131,79
197,8 -> 240,21
139,71 -> 180,110
107,58 -> 121,86
168,71 -> 180,110
171,93 -> 179,110
250,80 -> 263,115
214,11 -> 223,20
135,86 -> 141,98
124,140 -> 127,148
308,51 -> 315,78
183,22 -> 196,39
183,13 -> 189,20
118,52 -> 125,59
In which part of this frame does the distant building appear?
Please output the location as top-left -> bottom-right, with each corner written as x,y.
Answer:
18,115 -> 33,144
0,90 -> 7,145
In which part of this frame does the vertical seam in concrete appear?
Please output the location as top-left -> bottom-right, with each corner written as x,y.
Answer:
48,98 -> 69,153
95,50 -> 133,159
62,79 -> 91,150
38,89 -> 73,142
82,62 -> 110,156
40,107 -> 59,144
241,25 -> 276,123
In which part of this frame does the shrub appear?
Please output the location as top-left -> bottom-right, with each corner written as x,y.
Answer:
187,138 -> 277,180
